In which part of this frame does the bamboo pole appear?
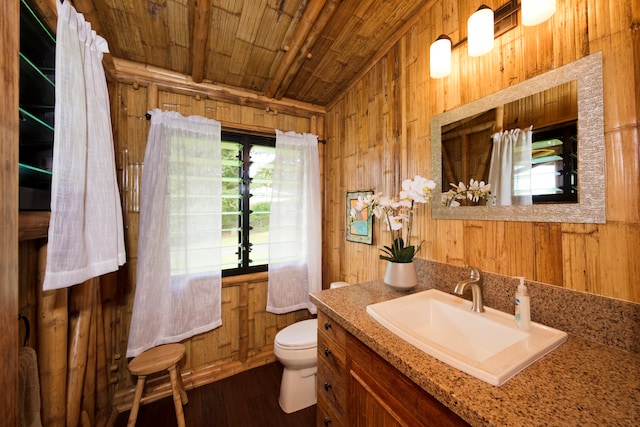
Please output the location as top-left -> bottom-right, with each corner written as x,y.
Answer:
95,280 -> 111,427
191,0 -> 211,83
476,141 -> 493,183
265,0 -> 328,98
238,282 -> 249,363
441,120 -> 496,141
147,82 -> 158,112
273,0 -> 341,99
495,105 -> 504,132
36,243 -> 68,427
66,279 -> 94,427
441,146 -> 457,188
81,284 -> 99,426
113,58 -> 325,117
461,134 -> 469,182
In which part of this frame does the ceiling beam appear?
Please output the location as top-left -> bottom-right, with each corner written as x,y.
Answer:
113,58 -> 326,117
264,0 -> 327,99
191,0 -> 211,83
273,0 -> 341,100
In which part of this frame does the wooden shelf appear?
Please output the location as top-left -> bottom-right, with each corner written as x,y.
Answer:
19,211 -> 50,241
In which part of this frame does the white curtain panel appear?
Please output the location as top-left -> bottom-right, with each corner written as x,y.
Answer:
266,130 -> 322,314
44,0 -> 125,290
126,109 -> 223,358
488,127 -> 533,206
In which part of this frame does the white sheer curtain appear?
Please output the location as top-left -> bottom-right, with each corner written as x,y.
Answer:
266,130 -> 322,314
126,109 -> 223,358
488,126 -> 533,206
44,0 -> 125,290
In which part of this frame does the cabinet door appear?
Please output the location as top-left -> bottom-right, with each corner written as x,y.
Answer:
347,335 -> 469,427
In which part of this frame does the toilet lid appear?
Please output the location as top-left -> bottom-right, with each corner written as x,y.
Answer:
274,319 -> 318,349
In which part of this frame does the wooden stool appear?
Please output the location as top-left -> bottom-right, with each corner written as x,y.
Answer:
127,343 -> 188,427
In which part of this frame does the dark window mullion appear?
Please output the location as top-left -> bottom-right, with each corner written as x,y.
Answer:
241,139 -> 252,270
221,131 -> 273,277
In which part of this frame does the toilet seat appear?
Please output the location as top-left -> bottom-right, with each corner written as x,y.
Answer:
274,319 -> 317,350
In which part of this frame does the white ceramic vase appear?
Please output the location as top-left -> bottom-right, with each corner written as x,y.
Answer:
383,261 -> 418,291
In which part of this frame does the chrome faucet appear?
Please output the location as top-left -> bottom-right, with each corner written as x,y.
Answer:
453,265 -> 485,313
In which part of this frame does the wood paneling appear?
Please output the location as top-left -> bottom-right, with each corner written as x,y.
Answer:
323,0 -> 640,303
1,0 -> 19,424
108,75 -> 321,409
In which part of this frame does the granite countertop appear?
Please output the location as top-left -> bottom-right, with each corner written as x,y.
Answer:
310,281 -> 640,426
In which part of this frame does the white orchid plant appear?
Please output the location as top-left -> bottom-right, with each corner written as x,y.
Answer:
350,175 -> 436,263
442,178 -> 493,207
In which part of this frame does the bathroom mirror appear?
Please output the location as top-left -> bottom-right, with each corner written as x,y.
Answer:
431,51 -> 605,223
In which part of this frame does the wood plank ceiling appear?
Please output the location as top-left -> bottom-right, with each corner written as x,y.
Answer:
33,0 -> 436,106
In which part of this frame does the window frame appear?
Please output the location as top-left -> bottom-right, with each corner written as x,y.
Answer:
531,120 -> 578,204
221,130 -> 275,278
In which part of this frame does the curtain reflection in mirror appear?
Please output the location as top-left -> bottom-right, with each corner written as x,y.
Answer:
488,126 -> 533,206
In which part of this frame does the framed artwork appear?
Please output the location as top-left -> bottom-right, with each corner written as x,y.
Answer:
346,190 -> 373,244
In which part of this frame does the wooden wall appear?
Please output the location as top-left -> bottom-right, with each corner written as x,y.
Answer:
323,0 -> 640,303
1,0 -> 19,424
109,73 -> 325,408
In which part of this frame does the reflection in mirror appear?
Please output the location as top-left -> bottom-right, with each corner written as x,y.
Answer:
440,83 -> 578,206
431,51 -> 605,223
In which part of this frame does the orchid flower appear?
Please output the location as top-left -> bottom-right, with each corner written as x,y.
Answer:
348,175 -> 436,263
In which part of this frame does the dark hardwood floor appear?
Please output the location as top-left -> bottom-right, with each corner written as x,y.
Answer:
115,362 -> 316,427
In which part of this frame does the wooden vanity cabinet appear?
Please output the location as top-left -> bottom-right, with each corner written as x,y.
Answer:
317,310 -> 469,427
317,310 -> 348,426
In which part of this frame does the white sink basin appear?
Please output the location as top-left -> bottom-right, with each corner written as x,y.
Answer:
366,289 -> 567,386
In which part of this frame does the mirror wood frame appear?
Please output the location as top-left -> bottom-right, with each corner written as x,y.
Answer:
431,51 -> 605,223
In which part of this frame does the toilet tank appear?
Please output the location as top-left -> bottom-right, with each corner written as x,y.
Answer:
329,281 -> 351,289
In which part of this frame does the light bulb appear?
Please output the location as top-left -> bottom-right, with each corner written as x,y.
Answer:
522,0 -> 556,26
430,35 -> 451,78
467,5 -> 494,57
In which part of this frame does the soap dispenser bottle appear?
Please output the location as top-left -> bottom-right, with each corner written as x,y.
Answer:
515,277 -> 531,331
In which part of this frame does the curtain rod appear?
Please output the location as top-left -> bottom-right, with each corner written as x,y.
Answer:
145,113 -> 327,144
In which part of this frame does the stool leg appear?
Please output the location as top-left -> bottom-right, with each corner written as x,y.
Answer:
175,364 -> 189,404
127,375 -> 146,427
168,366 -> 186,427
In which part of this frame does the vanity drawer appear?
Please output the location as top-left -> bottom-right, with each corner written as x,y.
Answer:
316,393 -> 345,427
318,311 -> 346,348
317,327 -> 346,370
317,345 -> 347,419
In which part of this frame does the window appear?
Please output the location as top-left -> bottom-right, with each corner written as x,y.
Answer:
221,131 -> 275,276
530,121 -> 578,203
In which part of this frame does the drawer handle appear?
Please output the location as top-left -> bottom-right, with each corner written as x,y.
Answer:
324,416 -> 332,426
324,347 -> 332,357
324,321 -> 332,330
324,381 -> 332,391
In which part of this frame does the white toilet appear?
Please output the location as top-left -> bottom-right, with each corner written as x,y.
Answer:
274,281 -> 351,413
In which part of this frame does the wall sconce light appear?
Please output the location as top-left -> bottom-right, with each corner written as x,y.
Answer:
430,35 -> 452,78
467,5 -> 494,57
521,0 -> 556,26
429,1 -> 556,79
